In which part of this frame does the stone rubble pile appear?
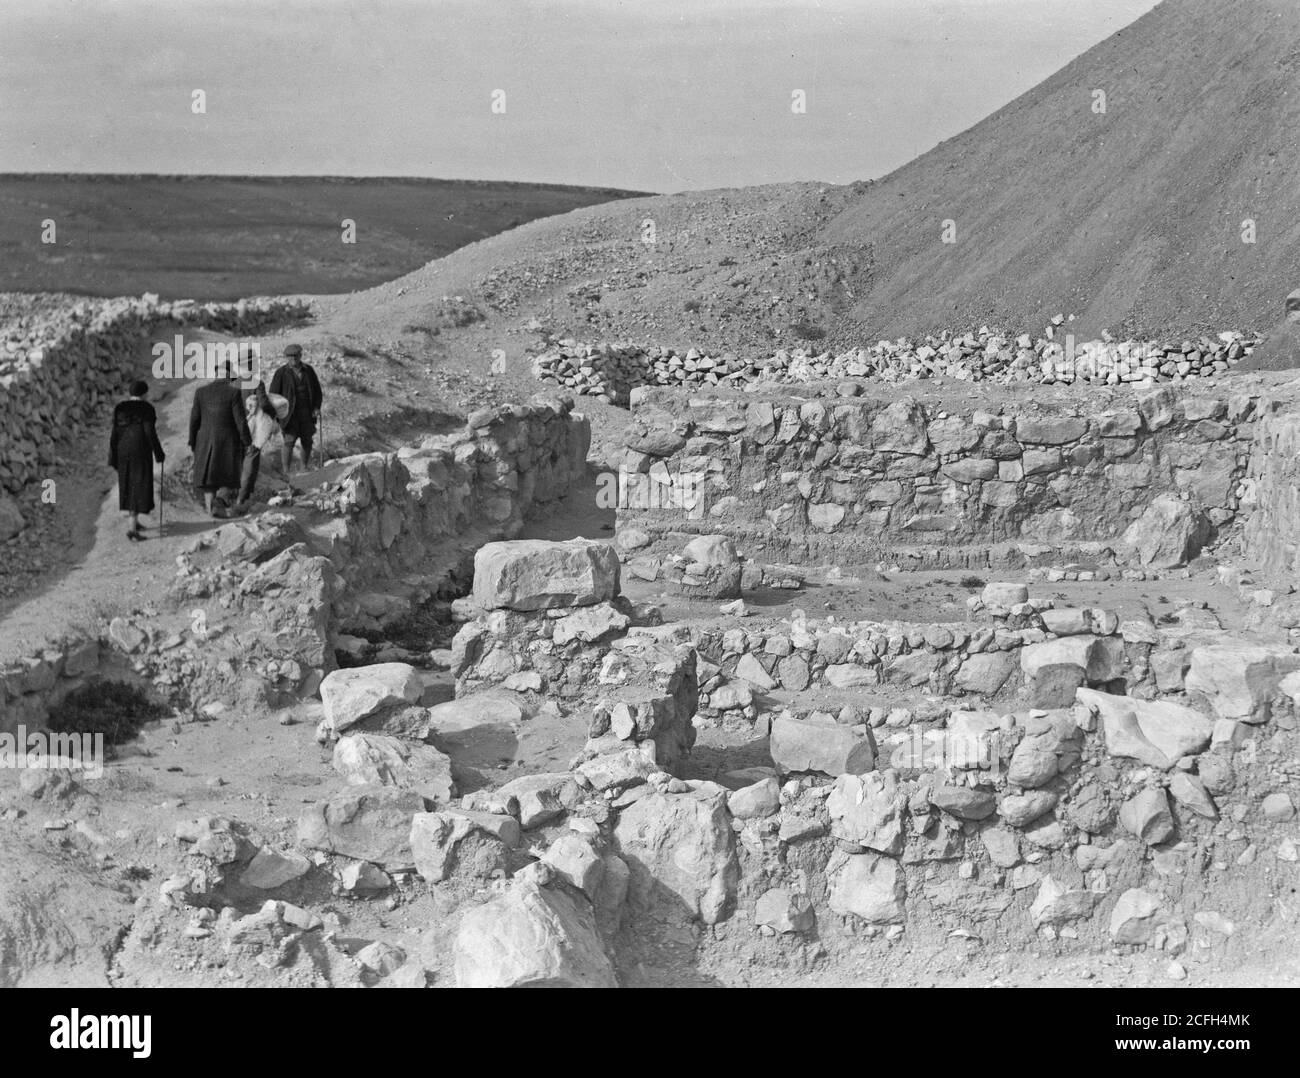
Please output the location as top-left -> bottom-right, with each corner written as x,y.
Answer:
532,326 -> 1262,404
0,293 -> 312,492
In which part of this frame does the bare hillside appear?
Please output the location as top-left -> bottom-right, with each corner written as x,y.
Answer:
823,0 -> 1300,340
323,0 -> 1300,363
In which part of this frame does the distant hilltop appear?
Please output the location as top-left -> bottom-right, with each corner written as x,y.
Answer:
0,174 -> 646,300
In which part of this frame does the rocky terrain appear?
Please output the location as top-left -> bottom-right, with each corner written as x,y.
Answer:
3,0 -> 1300,991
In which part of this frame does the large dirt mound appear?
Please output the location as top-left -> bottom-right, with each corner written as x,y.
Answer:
326,0 -> 1299,359
822,0 -> 1300,340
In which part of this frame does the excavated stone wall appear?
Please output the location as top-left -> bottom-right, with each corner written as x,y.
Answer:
1242,387 -> 1300,580
616,381 -> 1263,570
0,395 -> 591,735
320,395 -> 591,606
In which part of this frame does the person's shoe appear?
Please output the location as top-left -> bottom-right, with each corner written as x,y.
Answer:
127,528 -> 141,541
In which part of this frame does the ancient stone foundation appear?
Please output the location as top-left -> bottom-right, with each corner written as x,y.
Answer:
615,381 -> 1262,570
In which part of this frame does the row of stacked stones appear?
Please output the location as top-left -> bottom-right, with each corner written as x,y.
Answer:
615,385 -> 1258,570
640,595 -> 1141,727
0,293 -> 311,493
531,327 -> 1261,404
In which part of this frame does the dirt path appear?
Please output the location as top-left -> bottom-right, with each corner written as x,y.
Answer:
0,330 -> 328,666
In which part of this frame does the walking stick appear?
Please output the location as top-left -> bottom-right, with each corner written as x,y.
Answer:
158,459 -> 165,537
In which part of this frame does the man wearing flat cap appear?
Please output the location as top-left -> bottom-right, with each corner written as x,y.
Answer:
269,342 -> 323,483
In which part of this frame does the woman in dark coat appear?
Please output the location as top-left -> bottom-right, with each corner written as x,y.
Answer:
189,365 -> 251,517
108,380 -> 166,541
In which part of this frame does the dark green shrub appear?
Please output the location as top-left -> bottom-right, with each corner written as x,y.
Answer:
48,678 -> 166,747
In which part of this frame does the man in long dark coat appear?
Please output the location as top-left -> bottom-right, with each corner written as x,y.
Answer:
109,379 -> 166,541
269,343 -> 323,484
189,363 -> 251,517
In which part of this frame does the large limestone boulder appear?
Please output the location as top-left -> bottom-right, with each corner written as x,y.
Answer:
1006,711 -> 1080,789
1020,636 -> 1124,707
613,785 -> 738,924
1118,787 -> 1175,844
682,534 -> 739,567
552,602 -> 631,646
1184,643 -> 1300,723
453,877 -> 617,987
231,544 -> 337,676
955,651 -> 1018,695
332,733 -> 455,804
1077,688 -> 1214,769
826,771 -> 905,854
769,714 -> 875,777
296,786 -> 424,868
930,784 -> 997,821
828,852 -> 906,924
472,539 -> 620,611
1110,888 -> 1167,944
495,772 -> 580,828
320,663 -> 423,734
409,809 -> 521,883
1121,494 -> 1211,569
981,582 -> 1029,609
423,692 -> 526,764
1030,876 -> 1102,927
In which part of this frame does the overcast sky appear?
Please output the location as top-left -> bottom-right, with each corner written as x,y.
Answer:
0,0 -> 1161,193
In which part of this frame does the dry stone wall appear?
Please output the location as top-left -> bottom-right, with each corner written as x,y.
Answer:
1,395 -> 591,736
533,328 -> 1261,405
315,395 -> 591,607
0,294 -> 311,492
616,382 -> 1261,570
628,591 -> 1153,723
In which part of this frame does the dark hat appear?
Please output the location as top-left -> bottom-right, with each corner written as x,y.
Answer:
283,343 -> 303,357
